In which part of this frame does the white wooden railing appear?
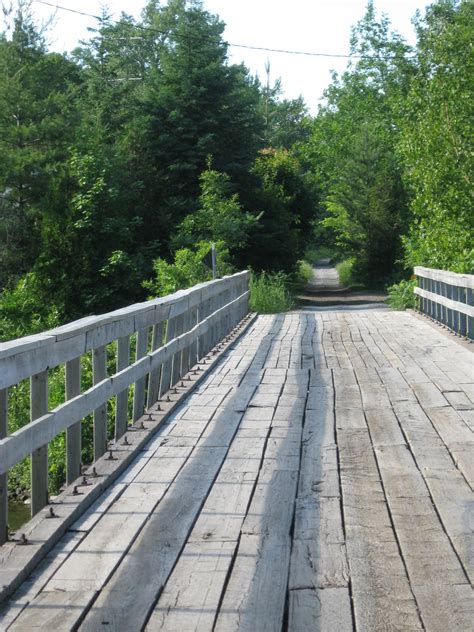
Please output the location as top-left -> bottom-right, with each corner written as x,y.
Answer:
0,272 -> 250,544
414,267 -> 474,339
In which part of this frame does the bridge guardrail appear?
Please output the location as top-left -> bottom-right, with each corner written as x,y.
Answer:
414,266 -> 474,340
0,271 -> 250,544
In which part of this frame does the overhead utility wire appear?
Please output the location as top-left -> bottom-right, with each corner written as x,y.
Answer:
34,0 -> 411,60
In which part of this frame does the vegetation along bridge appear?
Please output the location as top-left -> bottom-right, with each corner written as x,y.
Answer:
0,267 -> 473,631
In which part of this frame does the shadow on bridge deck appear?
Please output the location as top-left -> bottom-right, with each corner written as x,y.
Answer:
1,310 -> 473,631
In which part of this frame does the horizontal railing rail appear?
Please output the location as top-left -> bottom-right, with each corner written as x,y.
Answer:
0,271 -> 250,544
414,266 -> 474,339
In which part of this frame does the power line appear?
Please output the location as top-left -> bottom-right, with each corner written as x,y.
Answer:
33,0 -> 411,61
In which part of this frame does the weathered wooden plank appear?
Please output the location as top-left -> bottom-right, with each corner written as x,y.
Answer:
31,370 -> 49,515
93,345 -> 108,460
365,408 -> 407,447
337,427 -> 423,630
414,584 -> 474,632
146,540 -> 236,631
0,531 -> 84,629
65,357 -> 81,485
298,443 -> 340,499
132,327 -> 149,421
359,382 -> 391,409
45,446 -> 192,594
412,382 -> 449,408
288,587 -> 353,632
373,443 -> 468,617
242,468 -> 298,536
290,499 -> 348,590
159,317 -> 177,397
214,535 -> 290,632
8,590 -> 97,631
78,447 -> 228,630
115,335 -> 130,439
0,388 -> 7,544
335,407 -> 366,430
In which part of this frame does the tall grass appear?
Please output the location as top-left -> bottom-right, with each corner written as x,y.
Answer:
249,272 -> 294,313
336,258 -> 355,287
387,279 -> 418,310
297,260 -> 314,284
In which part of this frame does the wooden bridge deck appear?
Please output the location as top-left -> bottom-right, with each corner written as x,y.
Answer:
1,310 -> 473,631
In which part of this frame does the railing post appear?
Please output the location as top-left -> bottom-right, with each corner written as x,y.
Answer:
93,346 -> 107,460
188,303 -> 198,368
147,324 -> 163,410
459,287 -> 467,337
171,312 -> 185,386
66,358 -> 81,485
468,287 -> 474,339
0,388 -> 7,544
200,291 -> 212,357
133,328 -> 149,422
160,315 -> 177,397
31,371 -> 49,516
115,336 -> 130,439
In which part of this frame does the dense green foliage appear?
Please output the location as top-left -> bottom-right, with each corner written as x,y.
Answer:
249,272 -> 294,313
302,0 -> 472,284
386,279 -> 418,310
398,0 -> 474,272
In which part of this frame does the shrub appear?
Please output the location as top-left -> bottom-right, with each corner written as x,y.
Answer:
387,279 -> 417,310
336,258 -> 355,287
249,272 -> 294,313
297,260 -> 314,285
143,241 -> 233,297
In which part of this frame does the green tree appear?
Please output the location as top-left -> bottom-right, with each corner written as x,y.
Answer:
301,2 -> 413,282
0,1 -> 80,290
324,124 -> 406,283
175,165 -> 260,252
243,148 -> 316,272
398,0 -> 474,272
138,0 -> 263,244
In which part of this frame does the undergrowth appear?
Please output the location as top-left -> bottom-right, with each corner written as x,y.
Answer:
386,278 -> 418,310
249,272 -> 294,313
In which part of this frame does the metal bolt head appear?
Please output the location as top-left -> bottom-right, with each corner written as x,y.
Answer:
46,507 -> 56,519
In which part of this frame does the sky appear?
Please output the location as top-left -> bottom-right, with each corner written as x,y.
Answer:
30,0 -> 433,112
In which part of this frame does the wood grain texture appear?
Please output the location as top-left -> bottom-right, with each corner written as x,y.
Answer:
3,309 -> 473,632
